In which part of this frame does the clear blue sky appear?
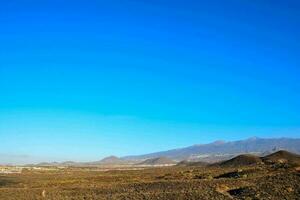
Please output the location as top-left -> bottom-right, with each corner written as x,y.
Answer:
0,0 -> 299,164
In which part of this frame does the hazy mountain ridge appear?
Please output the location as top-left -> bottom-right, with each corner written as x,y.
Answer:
123,137 -> 300,161
11,137 -> 300,166
33,156 -> 132,167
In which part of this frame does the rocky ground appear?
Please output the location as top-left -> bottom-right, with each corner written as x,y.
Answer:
0,163 -> 299,200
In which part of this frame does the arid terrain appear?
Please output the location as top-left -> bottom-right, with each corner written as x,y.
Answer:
0,151 -> 299,200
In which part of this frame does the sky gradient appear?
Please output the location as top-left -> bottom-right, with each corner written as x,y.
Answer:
0,0 -> 300,164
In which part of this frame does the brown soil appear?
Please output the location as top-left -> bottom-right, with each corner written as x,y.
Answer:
0,163 -> 299,200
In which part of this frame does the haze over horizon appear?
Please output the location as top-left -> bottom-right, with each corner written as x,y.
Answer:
1,0 -> 300,164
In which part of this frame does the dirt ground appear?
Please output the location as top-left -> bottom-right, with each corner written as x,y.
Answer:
0,165 -> 299,200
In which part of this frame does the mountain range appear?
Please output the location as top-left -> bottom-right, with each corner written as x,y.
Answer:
22,137 -> 300,166
123,137 -> 300,162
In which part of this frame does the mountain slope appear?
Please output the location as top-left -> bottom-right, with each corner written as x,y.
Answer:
137,157 -> 176,165
124,137 -> 300,161
87,156 -> 129,165
99,156 -> 123,164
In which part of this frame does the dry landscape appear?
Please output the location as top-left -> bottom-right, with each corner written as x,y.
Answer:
2,1 -> 300,199
0,151 -> 299,200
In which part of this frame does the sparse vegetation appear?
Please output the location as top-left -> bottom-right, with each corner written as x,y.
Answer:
0,151 -> 299,199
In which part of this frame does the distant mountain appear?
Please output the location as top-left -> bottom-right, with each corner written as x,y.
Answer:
30,138 -> 300,167
137,157 -> 176,166
124,137 -> 300,161
35,162 -> 60,167
89,156 -> 126,165
60,161 -> 78,166
34,156 -> 129,167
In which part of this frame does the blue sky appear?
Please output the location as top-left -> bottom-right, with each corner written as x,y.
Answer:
0,0 -> 300,164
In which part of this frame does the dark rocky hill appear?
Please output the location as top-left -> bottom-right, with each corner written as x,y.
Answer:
262,150 -> 300,166
219,154 -> 262,167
